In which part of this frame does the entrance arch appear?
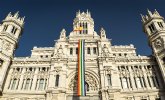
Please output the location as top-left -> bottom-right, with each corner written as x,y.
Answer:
68,70 -> 99,92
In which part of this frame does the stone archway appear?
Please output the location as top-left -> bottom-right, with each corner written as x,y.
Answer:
68,72 -> 99,92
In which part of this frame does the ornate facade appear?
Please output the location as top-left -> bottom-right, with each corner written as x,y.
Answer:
0,10 -> 165,100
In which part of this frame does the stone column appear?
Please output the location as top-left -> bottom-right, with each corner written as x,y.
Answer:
9,79 -> 13,90
59,71 -> 67,89
22,79 -> 27,90
32,68 -> 39,90
104,72 -> 109,88
148,76 -> 154,88
15,79 -> 19,90
128,66 -> 136,90
15,29 -> 21,38
127,77 -> 130,89
141,65 -> 150,89
4,68 -> 13,91
18,68 -> 26,90
36,79 -> 39,90
28,79 -> 32,90
99,63 -> 107,100
153,65 -> 163,88
111,69 -> 120,89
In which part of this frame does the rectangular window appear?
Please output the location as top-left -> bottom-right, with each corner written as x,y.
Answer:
55,75 -> 59,87
14,28 -> 17,34
87,47 -> 91,54
158,22 -> 164,28
38,79 -> 44,90
107,74 -> 112,86
148,24 -> 155,33
87,47 -> 90,54
45,79 -> 47,89
3,25 -> 8,31
76,47 -> 78,54
24,79 -> 30,90
11,79 -> 17,90
70,48 -> 73,55
11,26 -> 15,33
16,79 -> 20,90
151,24 -> 155,31
21,79 -> 25,90
136,77 -> 142,88
122,77 -> 128,89
151,76 -> 156,87
93,47 -> 97,54
0,59 -> 3,67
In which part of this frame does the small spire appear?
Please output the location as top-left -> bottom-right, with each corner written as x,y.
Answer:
140,14 -> 145,22
76,10 -> 81,17
60,28 -> 66,39
22,16 -> 25,22
14,11 -> 19,18
100,27 -> 106,39
87,9 -> 89,14
154,9 -> 160,16
7,12 -> 12,17
147,9 -> 152,17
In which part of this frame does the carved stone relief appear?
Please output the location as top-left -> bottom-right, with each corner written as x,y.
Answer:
154,38 -> 163,49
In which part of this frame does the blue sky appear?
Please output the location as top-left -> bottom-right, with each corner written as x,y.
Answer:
0,0 -> 165,57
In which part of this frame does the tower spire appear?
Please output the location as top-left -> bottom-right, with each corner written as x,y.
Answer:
147,9 -> 153,17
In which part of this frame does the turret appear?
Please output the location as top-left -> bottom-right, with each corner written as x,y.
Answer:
141,9 -> 165,38
100,27 -> 106,40
73,10 -> 94,35
142,9 -> 165,85
0,12 -> 24,92
0,12 -> 24,57
59,28 -> 66,40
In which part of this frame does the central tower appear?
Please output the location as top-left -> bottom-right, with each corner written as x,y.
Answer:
69,10 -> 99,40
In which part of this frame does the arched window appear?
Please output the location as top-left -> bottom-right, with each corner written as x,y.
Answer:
38,79 -> 44,90
11,79 -> 17,90
85,82 -> 89,92
24,79 -> 30,90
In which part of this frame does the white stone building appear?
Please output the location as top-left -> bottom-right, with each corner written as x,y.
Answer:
0,10 -> 165,100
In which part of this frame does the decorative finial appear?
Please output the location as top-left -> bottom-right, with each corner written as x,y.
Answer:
14,11 -> 19,18
154,9 -> 160,16
140,14 -> 145,22
147,9 -> 152,17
